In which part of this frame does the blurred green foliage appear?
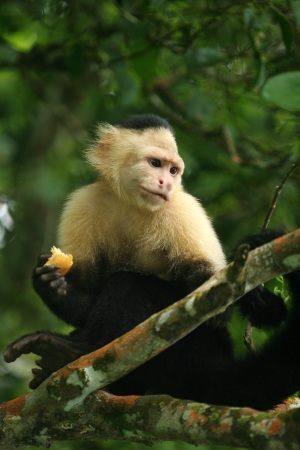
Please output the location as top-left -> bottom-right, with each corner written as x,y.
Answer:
0,1 -> 300,449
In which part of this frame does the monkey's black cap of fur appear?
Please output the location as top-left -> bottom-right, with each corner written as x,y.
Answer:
116,114 -> 175,137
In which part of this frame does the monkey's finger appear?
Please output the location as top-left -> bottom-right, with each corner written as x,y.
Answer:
4,332 -> 57,361
40,271 -> 63,282
56,287 -> 67,296
49,277 -> 67,291
35,265 -> 61,276
3,346 -> 21,363
36,356 -> 68,373
36,254 -> 52,267
30,368 -> 50,389
4,339 -> 36,362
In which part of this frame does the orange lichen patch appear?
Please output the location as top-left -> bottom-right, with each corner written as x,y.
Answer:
273,230 -> 300,257
68,350 -> 106,370
110,394 -> 141,407
114,322 -> 152,356
268,419 -> 282,436
220,421 -> 232,433
185,410 -> 208,427
54,344 -> 114,376
241,407 -> 257,415
274,397 -> 300,411
211,422 -> 232,434
210,413 -> 233,435
252,418 -> 283,437
95,390 -> 140,407
272,234 -> 285,253
1,394 -> 27,417
66,322 -> 151,371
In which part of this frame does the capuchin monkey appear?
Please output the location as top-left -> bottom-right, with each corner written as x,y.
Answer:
4,114 -> 300,411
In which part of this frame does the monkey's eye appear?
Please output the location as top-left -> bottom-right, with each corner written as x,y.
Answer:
170,166 -> 178,176
149,159 -> 161,168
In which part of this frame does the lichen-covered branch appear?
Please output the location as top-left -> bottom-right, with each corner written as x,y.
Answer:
2,389 -> 300,449
1,228 -> 300,449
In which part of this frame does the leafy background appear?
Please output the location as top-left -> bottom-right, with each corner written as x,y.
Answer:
0,1 -> 300,449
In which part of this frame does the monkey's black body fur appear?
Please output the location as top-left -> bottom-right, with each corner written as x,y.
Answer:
5,229 -> 300,410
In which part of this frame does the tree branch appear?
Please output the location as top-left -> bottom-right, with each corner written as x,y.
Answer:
1,228 -> 300,448
2,389 -> 300,450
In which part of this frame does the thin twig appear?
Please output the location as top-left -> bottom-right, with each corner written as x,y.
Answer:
262,156 -> 300,230
223,125 -> 242,164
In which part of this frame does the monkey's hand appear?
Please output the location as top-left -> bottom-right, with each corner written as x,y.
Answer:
4,331 -> 86,389
32,254 -> 68,300
32,254 -> 98,327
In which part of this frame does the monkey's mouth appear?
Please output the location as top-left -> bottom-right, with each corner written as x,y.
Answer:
140,187 -> 168,202
154,192 -> 167,200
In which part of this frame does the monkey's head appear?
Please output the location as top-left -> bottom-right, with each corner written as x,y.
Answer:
86,114 -> 184,211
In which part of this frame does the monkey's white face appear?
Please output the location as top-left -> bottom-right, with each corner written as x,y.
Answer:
139,156 -> 181,206
93,126 -> 184,211
120,144 -> 184,211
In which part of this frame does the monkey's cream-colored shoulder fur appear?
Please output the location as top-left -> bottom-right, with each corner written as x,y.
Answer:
162,189 -> 226,273
57,183 -> 110,264
58,182 -> 226,275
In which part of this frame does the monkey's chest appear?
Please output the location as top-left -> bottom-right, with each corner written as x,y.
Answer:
105,237 -> 169,279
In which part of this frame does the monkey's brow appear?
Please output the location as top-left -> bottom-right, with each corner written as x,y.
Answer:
165,158 -> 182,167
151,156 -> 183,168
165,157 -> 184,169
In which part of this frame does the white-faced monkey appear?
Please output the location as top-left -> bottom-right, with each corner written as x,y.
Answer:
4,114 -> 300,410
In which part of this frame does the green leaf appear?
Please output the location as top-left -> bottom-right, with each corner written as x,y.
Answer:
261,72 -> 300,111
271,5 -> 293,52
186,48 -> 226,69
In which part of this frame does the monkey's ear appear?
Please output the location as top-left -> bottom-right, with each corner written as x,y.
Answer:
97,130 -> 118,153
97,140 -> 108,153
85,124 -> 119,169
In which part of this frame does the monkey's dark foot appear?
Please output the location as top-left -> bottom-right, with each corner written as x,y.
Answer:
4,331 -> 88,389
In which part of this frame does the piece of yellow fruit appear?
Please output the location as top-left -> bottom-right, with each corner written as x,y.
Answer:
45,246 -> 73,276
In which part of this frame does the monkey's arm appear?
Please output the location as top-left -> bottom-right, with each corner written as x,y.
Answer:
32,255 -> 98,327
5,271 -> 181,390
233,229 -> 288,328
173,229 -> 288,329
